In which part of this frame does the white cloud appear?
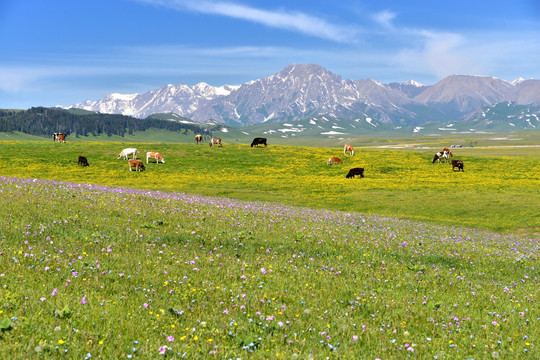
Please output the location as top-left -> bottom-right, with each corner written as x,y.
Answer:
0,66 -> 84,93
393,27 -> 540,81
133,0 -> 358,43
396,30 -> 476,78
373,10 -> 396,28
0,69 -> 36,92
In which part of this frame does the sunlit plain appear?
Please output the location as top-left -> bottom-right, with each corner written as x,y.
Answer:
0,140 -> 538,358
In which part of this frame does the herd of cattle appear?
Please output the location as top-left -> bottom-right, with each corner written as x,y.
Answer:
431,147 -> 465,172
327,144 -> 464,177
58,133 -> 464,177
69,135 -> 269,173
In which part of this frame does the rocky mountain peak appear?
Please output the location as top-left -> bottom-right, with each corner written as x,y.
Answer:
65,64 -> 540,125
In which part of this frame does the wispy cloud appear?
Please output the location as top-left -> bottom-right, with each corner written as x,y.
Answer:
133,0 -> 359,43
393,26 -> 540,81
372,10 -> 396,29
396,30 -> 476,78
0,66 -> 81,93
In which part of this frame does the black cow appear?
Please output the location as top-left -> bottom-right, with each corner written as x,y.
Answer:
451,160 -> 464,172
251,137 -> 267,147
346,167 -> 364,178
78,156 -> 89,167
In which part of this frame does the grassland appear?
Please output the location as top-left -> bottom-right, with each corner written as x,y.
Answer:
0,140 -> 538,234
0,175 -> 538,359
0,137 -> 539,359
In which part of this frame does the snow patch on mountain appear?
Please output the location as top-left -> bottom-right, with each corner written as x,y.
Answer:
365,117 -> 377,127
321,131 -> 345,135
402,80 -> 425,87
109,93 -> 139,101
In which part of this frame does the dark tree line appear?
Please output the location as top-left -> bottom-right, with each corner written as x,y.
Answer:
0,107 -> 215,138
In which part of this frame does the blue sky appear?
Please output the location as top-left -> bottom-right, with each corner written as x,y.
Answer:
1,0 -> 539,109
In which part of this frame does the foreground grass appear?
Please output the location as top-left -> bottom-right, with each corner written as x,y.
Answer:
0,177 -> 538,359
0,141 -> 538,234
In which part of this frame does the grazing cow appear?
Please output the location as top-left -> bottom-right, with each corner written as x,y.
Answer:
146,151 -> 165,164
209,137 -> 222,147
432,152 -> 442,163
77,156 -> 89,167
432,150 -> 453,163
327,157 -> 343,165
344,144 -> 355,156
445,151 -> 454,162
195,134 -> 203,144
251,137 -> 268,147
118,148 -> 138,160
442,148 -> 453,162
53,133 -> 66,143
452,159 -> 464,172
346,167 -> 364,178
128,159 -> 146,172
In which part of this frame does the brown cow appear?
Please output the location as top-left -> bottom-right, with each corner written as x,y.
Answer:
451,160 -> 464,172
346,167 -> 364,178
209,137 -> 222,147
146,151 -> 164,164
53,133 -> 66,143
344,144 -> 355,156
128,159 -> 146,172
195,134 -> 203,144
327,157 -> 343,165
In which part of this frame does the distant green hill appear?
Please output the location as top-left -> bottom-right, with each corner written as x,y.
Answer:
0,107 -> 217,139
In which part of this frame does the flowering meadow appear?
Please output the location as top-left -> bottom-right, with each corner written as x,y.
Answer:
0,141 -> 538,234
0,174 -> 538,359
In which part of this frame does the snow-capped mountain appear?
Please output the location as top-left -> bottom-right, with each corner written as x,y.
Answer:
70,82 -> 239,119
189,64 -> 414,125
65,64 -> 540,126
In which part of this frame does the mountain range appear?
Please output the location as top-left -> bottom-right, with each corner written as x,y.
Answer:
66,64 -> 540,127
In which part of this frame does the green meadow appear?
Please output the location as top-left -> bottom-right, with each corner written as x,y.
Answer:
0,137 -> 538,359
0,139 -> 538,234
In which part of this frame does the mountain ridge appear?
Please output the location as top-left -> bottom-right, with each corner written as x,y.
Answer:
64,64 -> 540,126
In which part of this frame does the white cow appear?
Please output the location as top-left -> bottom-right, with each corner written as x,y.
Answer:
118,148 -> 138,160
209,137 -> 222,147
